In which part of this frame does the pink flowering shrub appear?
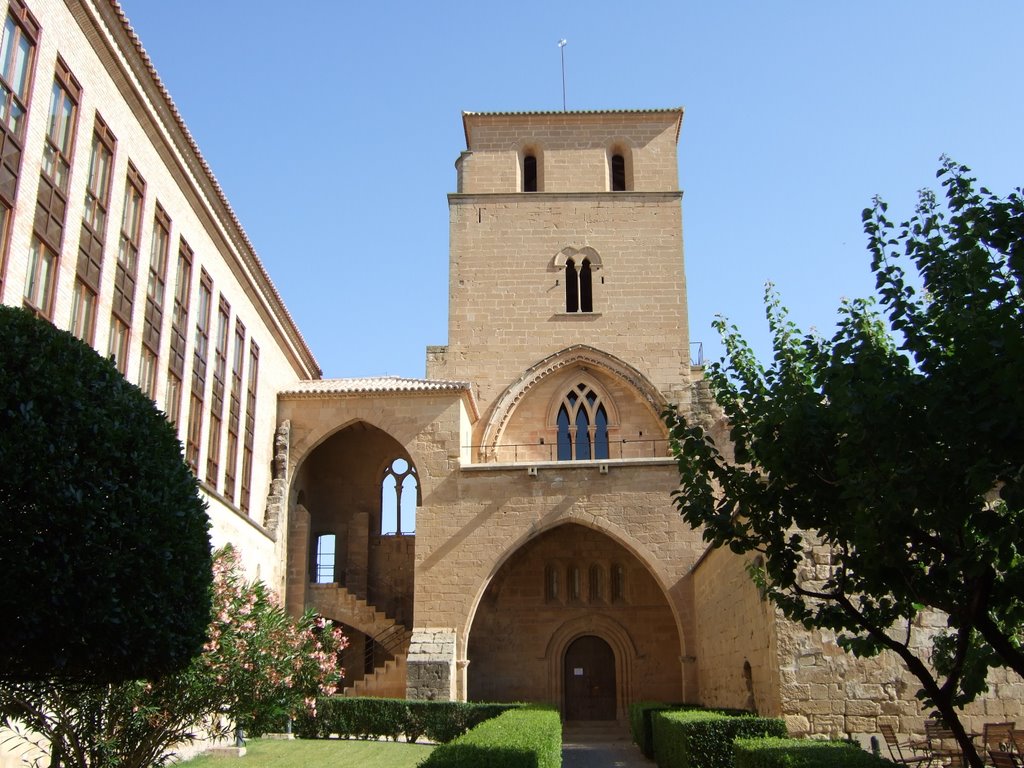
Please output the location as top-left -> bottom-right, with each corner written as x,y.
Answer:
201,546 -> 347,736
0,546 -> 347,768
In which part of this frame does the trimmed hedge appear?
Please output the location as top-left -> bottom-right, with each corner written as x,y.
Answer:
734,737 -> 898,767
652,710 -> 787,768
629,701 -> 676,758
420,706 -> 561,768
292,697 -> 515,742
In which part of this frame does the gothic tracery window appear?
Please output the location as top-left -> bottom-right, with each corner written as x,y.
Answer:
381,457 -> 418,535
556,382 -> 610,461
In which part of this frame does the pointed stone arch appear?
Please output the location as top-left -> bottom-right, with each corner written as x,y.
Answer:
480,344 -> 667,459
463,519 -> 688,709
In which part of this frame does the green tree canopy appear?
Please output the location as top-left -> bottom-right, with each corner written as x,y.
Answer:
665,160 -> 1024,768
1,546 -> 346,768
0,306 -> 212,683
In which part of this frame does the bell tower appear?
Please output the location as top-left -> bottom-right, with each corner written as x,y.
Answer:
430,109 -> 690,438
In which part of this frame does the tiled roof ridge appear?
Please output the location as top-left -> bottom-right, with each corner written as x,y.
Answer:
285,375 -> 473,391
107,0 -> 321,378
280,376 -> 480,420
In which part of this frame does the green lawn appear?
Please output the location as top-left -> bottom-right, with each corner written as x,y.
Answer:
183,738 -> 435,768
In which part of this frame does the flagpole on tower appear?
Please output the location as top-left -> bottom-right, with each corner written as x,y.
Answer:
558,39 -> 568,111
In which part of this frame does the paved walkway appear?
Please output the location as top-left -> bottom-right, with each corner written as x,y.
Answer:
562,722 -> 654,768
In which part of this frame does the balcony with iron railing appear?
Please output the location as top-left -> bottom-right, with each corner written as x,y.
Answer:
462,436 -> 677,473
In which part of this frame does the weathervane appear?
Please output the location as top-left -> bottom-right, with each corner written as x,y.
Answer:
558,39 -> 567,111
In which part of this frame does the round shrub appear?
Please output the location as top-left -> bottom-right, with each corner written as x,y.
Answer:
0,306 -> 212,682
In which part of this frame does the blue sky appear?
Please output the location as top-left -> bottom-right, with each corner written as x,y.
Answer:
117,1 -> 1024,379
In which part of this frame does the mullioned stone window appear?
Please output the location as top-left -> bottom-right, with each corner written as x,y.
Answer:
381,457 -> 418,535
556,382 -> 610,461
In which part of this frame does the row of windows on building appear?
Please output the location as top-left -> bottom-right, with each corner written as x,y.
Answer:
0,0 -> 260,511
522,149 -> 629,193
546,562 -> 627,604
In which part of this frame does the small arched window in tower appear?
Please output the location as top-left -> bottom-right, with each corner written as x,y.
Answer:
381,457 -> 418,535
314,533 -> 336,584
523,154 -> 538,192
564,258 -> 593,313
556,382 -> 610,461
611,154 -> 626,191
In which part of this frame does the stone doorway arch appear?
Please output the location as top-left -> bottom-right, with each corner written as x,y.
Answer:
564,635 -> 616,721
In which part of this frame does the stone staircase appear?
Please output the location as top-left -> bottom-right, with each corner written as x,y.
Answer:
343,652 -> 407,697
307,582 -> 410,698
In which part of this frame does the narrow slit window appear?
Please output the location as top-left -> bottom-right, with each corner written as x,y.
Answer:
611,154 -> 626,191
569,566 -> 581,601
545,564 -> 560,602
523,154 -> 537,192
589,565 -> 603,602
565,258 -> 579,312
579,258 -> 593,312
612,563 -> 626,602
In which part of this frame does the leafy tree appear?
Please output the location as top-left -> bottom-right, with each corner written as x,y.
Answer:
664,160 -> 1024,768
0,546 -> 347,768
0,306 -> 211,682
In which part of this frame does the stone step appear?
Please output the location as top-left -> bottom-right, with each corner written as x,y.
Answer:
343,653 -> 407,698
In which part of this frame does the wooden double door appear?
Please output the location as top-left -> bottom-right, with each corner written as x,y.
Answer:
563,635 -> 616,720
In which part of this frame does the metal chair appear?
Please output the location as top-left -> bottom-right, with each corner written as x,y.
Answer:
984,723 -> 1017,755
989,749 -> 1020,768
1012,729 -> 1024,756
924,720 -> 965,767
880,723 -> 933,766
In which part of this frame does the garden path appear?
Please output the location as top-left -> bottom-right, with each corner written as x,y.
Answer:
562,721 -> 653,768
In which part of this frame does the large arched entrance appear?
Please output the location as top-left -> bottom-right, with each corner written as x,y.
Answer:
466,522 -> 682,717
564,635 -> 616,720
287,421 -> 418,695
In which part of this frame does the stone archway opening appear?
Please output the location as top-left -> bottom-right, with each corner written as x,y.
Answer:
466,522 -> 682,716
287,421 -> 417,695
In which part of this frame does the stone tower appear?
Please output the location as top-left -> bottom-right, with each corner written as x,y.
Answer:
431,109 -> 692,423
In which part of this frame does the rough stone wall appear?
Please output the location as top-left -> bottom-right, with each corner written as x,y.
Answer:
407,629 -> 457,701
776,609 -> 1024,744
691,544 -> 782,716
